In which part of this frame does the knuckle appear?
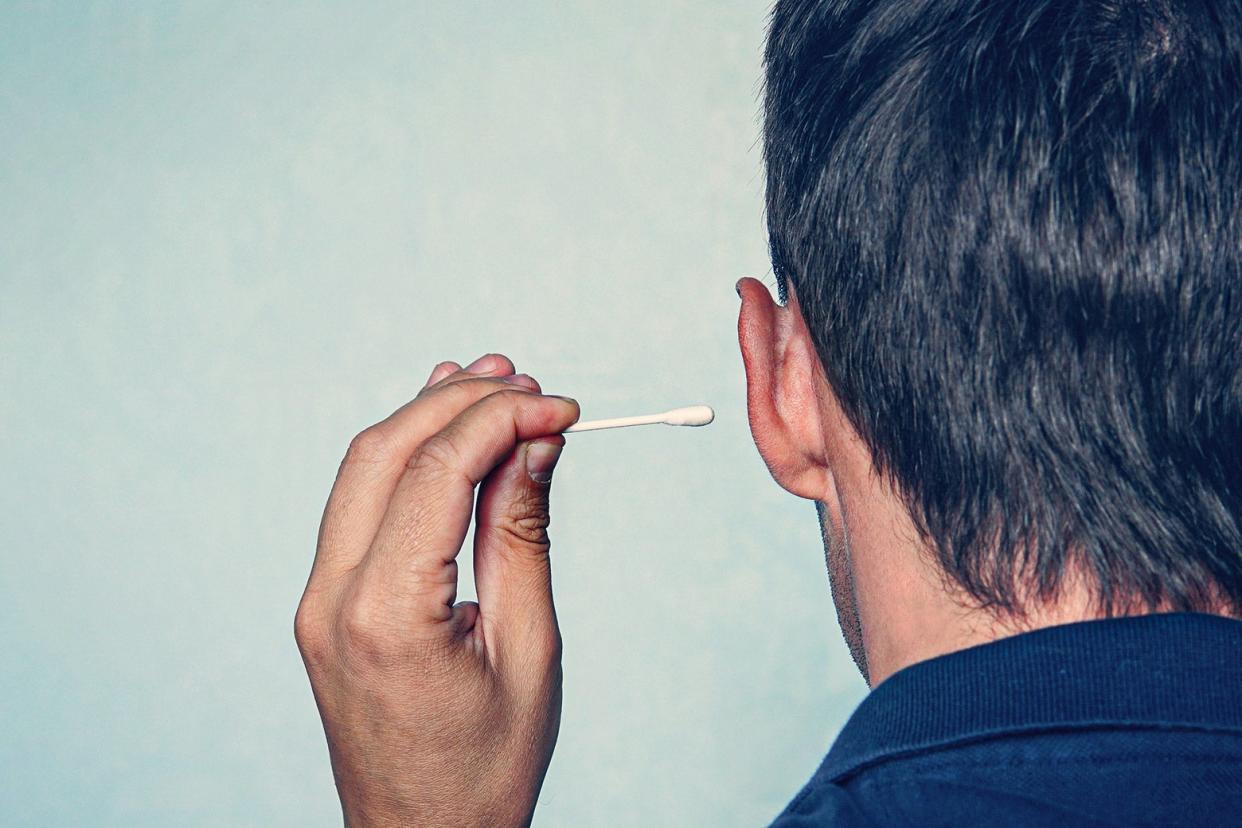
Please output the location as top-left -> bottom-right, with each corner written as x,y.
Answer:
294,600 -> 330,664
502,512 -> 552,549
408,432 -> 463,474
541,630 -> 564,666
527,628 -> 563,674
344,426 -> 392,466
338,597 -> 401,664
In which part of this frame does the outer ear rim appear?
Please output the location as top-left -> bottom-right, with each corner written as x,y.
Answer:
737,277 -> 830,502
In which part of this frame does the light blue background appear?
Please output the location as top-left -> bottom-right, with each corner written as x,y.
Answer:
1,3 -> 867,825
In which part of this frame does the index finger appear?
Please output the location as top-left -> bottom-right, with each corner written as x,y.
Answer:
358,389 -> 580,625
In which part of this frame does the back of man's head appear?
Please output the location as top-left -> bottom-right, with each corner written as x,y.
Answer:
762,0 -> 1241,617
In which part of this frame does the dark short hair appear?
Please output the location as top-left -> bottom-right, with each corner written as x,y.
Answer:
763,0 -> 1241,615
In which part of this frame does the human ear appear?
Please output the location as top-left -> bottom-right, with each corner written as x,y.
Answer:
736,277 -> 831,501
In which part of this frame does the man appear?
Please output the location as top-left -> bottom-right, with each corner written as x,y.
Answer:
295,0 -> 1242,824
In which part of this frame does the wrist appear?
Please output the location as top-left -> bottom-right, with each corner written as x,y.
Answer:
341,791 -> 536,828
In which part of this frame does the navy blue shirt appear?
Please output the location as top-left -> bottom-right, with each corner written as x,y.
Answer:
770,613 -> 1242,826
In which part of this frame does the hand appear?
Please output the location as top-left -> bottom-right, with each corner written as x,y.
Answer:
294,354 -> 581,827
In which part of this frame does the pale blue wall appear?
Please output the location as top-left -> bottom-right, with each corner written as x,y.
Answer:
0,3 -> 867,825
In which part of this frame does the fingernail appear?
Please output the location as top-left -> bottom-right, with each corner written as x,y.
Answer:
526,441 -> 563,484
548,394 -> 577,406
464,354 -> 499,374
501,373 -> 535,386
735,278 -> 743,298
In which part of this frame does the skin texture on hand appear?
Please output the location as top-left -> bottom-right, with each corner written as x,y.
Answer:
294,354 -> 580,827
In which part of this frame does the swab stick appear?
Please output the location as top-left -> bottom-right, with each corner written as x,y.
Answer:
562,405 -> 715,433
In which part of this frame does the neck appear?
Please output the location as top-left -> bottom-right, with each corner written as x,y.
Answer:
835,483 -> 1106,688
854,554 -> 1105,688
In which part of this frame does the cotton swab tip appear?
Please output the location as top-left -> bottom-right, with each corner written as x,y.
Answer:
661,405 -> 715,426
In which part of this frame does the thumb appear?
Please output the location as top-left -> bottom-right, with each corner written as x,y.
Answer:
472,436 -> 566,659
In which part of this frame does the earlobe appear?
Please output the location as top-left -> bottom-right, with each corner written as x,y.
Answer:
737,277 -> 831,501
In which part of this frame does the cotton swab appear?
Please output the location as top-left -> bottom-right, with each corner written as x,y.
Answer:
562,405 -> 715,433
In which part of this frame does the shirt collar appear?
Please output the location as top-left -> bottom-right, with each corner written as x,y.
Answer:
818,612 -> 1242,783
